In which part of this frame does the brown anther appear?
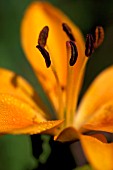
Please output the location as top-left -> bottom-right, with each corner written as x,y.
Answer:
69,41 -> 78,66
62,23 -> 75,41
93,26 -> 104,48
85,34 -> 94,57
36,45 -> 51,68
38,26 -> 49,47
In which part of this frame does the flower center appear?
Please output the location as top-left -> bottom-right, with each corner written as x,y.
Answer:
36,23 -> 104,127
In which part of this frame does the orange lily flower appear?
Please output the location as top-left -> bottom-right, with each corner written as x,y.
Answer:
0,1 -> 113,170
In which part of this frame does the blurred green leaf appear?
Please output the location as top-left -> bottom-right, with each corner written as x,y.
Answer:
0,135 -> 37,170
39,135 -> 51,164
74,164 -> 93,170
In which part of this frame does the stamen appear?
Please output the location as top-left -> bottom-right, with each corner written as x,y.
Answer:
62,23 -> 75,41
36,27 -> 65,120
85,34 -> 94,57
69,41 -> 78,66
94,26 -> 104,48
38,26 -> 49,47
36,45 -> 51,68
65,40 -> 81,126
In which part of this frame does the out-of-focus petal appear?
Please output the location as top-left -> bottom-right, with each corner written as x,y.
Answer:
82,100 -> 113,133
0,93 -> 63,135
80,134 -> 113,170
9,120 -> 63,135
54,126 -> 79,142
21,1 -> 85,110
0,68 -> 49,118
74,66 -> 113,129
90,134 -> 107,143
0,93 -> 45,133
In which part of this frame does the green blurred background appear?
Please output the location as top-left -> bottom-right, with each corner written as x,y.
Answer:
0,0 -> 113,170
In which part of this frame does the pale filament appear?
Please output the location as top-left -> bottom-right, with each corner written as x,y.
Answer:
65,41 -> 88,127
46,45 -> 65,120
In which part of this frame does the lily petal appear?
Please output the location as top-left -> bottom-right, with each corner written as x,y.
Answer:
0,93 -> 63,134
83,100 -> 113,133
74,66 -> 113,129
54,126 -> 79,142
0,93 -> 45,133
90,133 -> 107,143
80,134 -> 113,170
9,120 -> 63,135
0,68 -> 49,118
21,1 -> 85,110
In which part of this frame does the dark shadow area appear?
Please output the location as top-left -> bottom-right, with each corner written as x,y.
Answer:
31,135 -> 76,170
